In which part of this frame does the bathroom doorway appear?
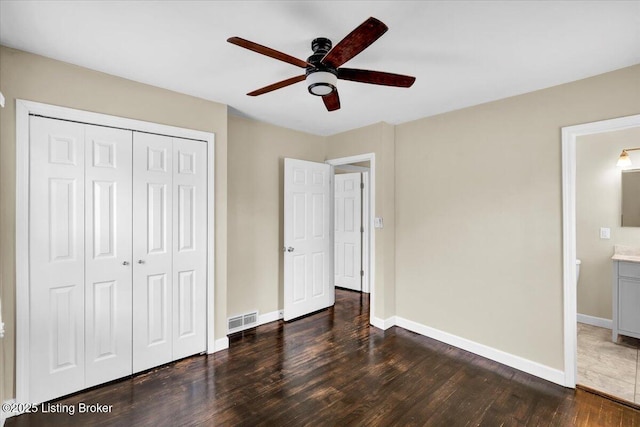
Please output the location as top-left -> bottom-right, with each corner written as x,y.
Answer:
572,123 -> 640,404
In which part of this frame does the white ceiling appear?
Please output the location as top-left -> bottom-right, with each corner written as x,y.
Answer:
1,1 -> 639,136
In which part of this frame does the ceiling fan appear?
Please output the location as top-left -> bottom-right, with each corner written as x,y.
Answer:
227,17 -> 416,112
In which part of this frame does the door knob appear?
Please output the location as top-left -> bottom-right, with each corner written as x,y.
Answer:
287,247 -> 294,252
138,259 -> 145,264
122,261 -> 130,266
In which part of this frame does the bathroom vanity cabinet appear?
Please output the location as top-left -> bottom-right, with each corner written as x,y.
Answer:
612,260 -> 640,342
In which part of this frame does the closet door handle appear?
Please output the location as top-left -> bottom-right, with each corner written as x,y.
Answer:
138,260 -> 145,264
122,261 -> 130,266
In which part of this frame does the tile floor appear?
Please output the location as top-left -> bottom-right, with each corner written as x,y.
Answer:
577,322 -> 640,404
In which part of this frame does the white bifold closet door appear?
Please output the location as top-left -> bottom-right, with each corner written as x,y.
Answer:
29,118 -> 134,402
84,124 -> 133,388
30,117 -> 87,404
29,117 -> 207,403
171,137 -> 207,360
132,132 -> 207,373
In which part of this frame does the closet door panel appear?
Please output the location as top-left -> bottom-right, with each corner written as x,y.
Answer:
132,132 -> 173,373
84,125 -> 133,387
172,138 -> 207,358
29,116 -> 86,403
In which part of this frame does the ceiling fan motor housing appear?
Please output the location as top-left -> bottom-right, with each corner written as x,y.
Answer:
306,37 -> 337,96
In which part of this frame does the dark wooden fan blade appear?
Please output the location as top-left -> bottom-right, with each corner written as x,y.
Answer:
322,91 -> 340,111
247,75 -> 306,96
228,37 -> 311,68
321,17 -> 388,68
337,68 -> 416,87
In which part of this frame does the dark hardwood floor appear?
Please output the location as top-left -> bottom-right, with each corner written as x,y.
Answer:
7,289 -> 640,426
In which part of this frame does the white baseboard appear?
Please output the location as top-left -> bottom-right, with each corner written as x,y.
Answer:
577,313 -> 612,329
258,310 -> 283,326
214,337 -> 229,352
395,316 -> 565,386
370,316 -> 396,330
370,317 -> 384,329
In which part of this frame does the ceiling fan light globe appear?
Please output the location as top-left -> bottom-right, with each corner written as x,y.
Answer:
306,71 -> 337,96
309,84 -> 335,96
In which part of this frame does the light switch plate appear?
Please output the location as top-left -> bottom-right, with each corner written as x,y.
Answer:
374,217 -> 384,229
600,227 -> 611,239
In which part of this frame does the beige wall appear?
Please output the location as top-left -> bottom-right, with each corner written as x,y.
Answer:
0,46 -> 229,399
576,127 -> 640,320
227,115 -> 325,317
395,64 -> 640,371
227,118 -> 396,322
325,123 -> 396,319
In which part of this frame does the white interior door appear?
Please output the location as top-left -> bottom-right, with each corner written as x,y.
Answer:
132,132 -> 173,373
334,173 -> 362,291
84,124 -> 133,387
29,116 -> 86,403
283,158 -> 333,321
172,138 -> 207,359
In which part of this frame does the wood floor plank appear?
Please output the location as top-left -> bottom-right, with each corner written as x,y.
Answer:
6,289 -> 640,426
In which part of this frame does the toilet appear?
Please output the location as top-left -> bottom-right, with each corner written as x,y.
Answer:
576,259 -> 581,284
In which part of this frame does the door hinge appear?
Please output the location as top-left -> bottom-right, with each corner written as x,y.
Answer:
361,182 -> 364,189
361,270 -> 364,277
361,226 -> 364,233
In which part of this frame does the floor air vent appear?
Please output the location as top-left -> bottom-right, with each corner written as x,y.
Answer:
228,311 -> 258,334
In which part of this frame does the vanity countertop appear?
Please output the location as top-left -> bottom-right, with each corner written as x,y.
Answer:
611,254 -> 640,263
611,245 -> 640,263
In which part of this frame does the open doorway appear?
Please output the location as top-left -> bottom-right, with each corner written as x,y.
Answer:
327,153 -> 376,324
575,126 -> 640,405
561,114 -> 640,404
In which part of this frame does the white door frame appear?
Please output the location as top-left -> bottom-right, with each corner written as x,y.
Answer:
15,99 -> 216,404
362,171 -> 370,293
326,154 -> 376,324
561,113 -> 640,387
